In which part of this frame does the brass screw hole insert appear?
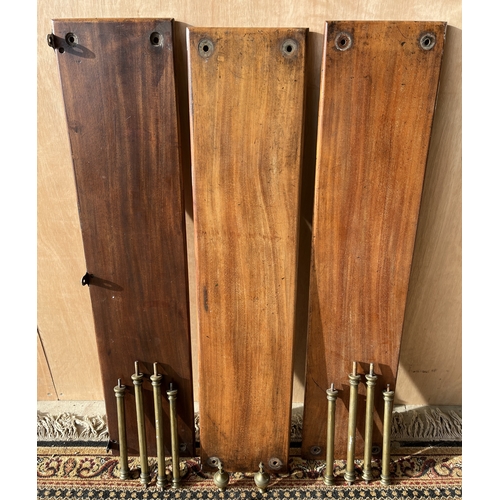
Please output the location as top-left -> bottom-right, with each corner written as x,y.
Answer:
65,33 -> 78,47
310,445 -> 322,455
419,32 -> 436,50
281,38 -> 298,56
335,31 -> 353,51
150,32 -> 162,46
207,456 -> 220,467
198,38 -> 214,58
268,457 -> 283,470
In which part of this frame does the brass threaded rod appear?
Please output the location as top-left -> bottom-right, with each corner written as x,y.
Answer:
167,384 -> 180,489
381,385 -> 395,486
114,379 -> 130,480
324,383 -> 339,486
150,363 -> 167,489
344,362 -> 361,484
132,362 -> 150,486
362,364 -> 377,482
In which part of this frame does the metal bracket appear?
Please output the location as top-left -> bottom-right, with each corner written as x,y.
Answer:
81,272 -> 93,286
105,439 -> 117,453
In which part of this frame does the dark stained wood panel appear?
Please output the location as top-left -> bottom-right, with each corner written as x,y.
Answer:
51,18 -> 194,457
187,27 -> 307,472
301,21 -> 446,460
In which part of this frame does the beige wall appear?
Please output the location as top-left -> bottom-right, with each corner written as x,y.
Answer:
37,0 -> 462,405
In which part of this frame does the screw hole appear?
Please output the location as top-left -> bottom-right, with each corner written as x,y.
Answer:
150,32 -> 162,46
198,38 -> 214,58
65,32 -> 78,47
310,445 -> 322,455
419,32 -> 436,51
58,47 -> 64,53
335,32 -> 353,51
281,38 -> 298,57
268,457 -> 283,470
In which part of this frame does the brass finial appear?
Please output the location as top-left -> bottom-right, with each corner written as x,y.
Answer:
213,460 -> 229,491
254,461 -> 270,493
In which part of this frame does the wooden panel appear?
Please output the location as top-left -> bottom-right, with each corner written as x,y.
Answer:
51,19 -> 194,456
38,0 -> 462,411
301,21 -> 446,460
187,27 -> 307,472
396,25 -> 462,405
37,330 -> 57,401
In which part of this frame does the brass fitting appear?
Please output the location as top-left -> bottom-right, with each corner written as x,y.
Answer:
254,462 -> 270,493
150,363 -> 167,489
324,383 -> 339,486
381,385 -> 395,486
344,361 -> 361,485
362,363 -> 377,483
132,361 -> 150,487
167,383 -> 181,489
113,378 -> 130,480
213,460 -> 229,491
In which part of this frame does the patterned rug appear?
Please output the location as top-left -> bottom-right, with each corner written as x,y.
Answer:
37,444 -> 462,499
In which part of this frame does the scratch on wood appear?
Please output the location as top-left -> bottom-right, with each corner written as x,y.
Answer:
203,286 -> 209,312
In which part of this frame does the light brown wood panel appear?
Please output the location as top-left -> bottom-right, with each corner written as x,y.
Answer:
38,0 -> 461,409
37,330 -> 57,400
187,27 -> 307,472
301,21 -> 446,460
396,26 -> 462,406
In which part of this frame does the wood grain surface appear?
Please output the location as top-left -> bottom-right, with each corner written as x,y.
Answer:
51,19 -> 194,456
301,21 -> 446,460
187,27 -> 307,472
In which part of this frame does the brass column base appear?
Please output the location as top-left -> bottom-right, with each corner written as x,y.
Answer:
119,469 -> 130,480
381,474 -> 391,486
362,467 -> 373,483
323,474 -> 335,486
139,471 -> 151,487
344,470 -> 356,484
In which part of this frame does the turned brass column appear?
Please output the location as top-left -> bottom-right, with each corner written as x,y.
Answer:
167,383 -> 180,489
381,385 -> 394,486
114,378 -> 130,480
150,362 -> 167,489
132,361 -> 150,486
344,361 -> 360,484
324,383 -> 339,486
362,363 -> 377,482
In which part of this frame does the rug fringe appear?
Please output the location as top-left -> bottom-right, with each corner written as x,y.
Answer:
37,404 -> 461,443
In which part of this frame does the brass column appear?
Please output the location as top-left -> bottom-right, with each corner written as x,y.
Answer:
324,383 -> 339,486
132,361 -> 150,486
114,378 -> 130,480
344,361 -> 360,484
362,363 -> 377,482
167,383 -> 181,489
381,385 -> 394,486
150,362 -> 167,489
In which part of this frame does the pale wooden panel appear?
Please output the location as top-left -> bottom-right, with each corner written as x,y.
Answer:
37,331 -> 57,400
188,27 -> 307,472
396,26 -> 462,406
38,0 -> 461,405
37,13 -> 103,399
